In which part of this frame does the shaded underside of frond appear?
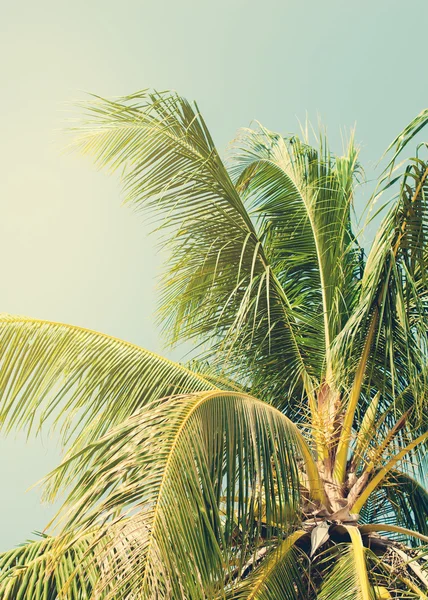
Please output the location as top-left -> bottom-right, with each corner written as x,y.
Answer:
359,469 -> 428,545
224,530 -> 309,599
318,538 -> 373,600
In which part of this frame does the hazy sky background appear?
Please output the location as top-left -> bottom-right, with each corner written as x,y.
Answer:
1,0 -> 427,551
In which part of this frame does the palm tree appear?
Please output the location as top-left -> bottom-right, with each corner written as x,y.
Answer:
0,91 -> 427,599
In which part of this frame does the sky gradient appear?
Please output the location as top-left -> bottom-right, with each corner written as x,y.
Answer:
1,0 -> 427,550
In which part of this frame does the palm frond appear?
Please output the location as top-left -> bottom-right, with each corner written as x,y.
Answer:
0,533 -> 98,599
0,314 -> 217,450
73,90 -> 321,413
383,108 -> 428,170
229,124 -> 361,378
359,469 -> 428,545
332,148 -> 428,480
224,530 -> 309,599
318,531 -> 374,600
381,470 -> 428,539
45,391 -> 317,599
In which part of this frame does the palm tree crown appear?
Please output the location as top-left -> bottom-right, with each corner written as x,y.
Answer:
0,91 -> 427,598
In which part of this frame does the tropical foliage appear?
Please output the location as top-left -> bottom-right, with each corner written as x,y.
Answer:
0,91 -> 427,598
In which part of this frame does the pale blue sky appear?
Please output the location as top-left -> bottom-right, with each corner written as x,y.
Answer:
0,0 -> 427,550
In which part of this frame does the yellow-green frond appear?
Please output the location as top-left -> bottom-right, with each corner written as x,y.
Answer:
45,392 -> 314,598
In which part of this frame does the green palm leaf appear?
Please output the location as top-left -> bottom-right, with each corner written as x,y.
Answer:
73,91 -> 320,413
0,534 -> 98,599
332,149 -> 428,481
44,391 -> 318,599
229,124 -> 361,379
224,530 -> 309,599
318,529 -> 374,600
0,314 -> 216,448
359,469 -> 428,544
